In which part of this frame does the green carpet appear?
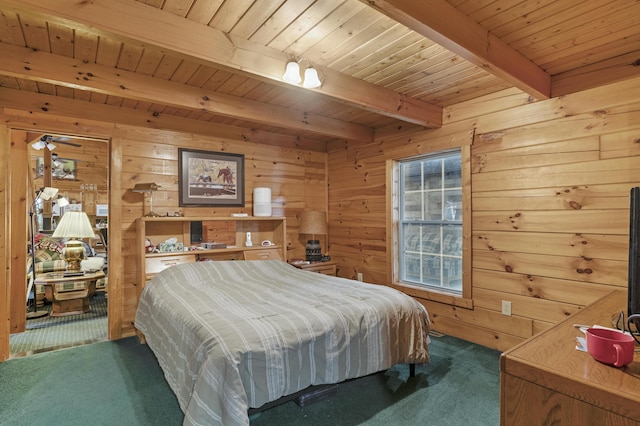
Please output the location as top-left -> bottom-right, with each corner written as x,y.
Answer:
0,334 -> 500,425
9,293 -> 108,357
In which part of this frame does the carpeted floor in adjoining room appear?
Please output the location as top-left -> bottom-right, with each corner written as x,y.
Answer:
0,332 -> 500,426
9,292 -> 108,357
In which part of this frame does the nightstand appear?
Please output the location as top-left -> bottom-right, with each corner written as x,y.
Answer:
290,260 -> 337,276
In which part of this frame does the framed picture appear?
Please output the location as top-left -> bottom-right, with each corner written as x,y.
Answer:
178,148 -> 245,207
36,157 -> 77,180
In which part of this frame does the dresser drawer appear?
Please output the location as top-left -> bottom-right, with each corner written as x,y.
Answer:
291,261 -> 337,276
307,264 -> 336,276
146,254 -> 196,276
243,248 -> 282,260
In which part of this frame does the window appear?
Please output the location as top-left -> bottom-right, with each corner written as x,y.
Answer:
399,150 -> 463,293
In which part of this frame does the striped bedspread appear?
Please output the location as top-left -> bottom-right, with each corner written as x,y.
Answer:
135,260 -> 431,426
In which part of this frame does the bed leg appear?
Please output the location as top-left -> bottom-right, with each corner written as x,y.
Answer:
409,363 -> 415,377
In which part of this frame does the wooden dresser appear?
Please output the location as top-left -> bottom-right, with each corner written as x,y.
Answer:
500,290 -> 640,425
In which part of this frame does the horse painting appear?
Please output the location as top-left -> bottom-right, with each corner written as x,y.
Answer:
217,166 -> 234,184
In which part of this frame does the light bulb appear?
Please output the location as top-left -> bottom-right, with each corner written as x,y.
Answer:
302,67 -> 321,88
282,61 -> 301,84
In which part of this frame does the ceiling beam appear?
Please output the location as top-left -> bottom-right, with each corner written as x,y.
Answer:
0,0 -> 442,128
0,43 -> 373,142
0,88 -> 330,152
362,0 -> 551,100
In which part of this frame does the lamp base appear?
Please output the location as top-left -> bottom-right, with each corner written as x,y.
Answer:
64,240 -> 85,271
305,240 -> 322,262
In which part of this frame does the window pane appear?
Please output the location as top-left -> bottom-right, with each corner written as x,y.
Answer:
443,225 -> 462,256
423,159 -> 442,189
404,162 -> 422,191
422,254 -> 441,286
421,225 -> 440,254
443,190 -> 461,221
403,253 -> 421,282
403,192 -> 422,220
404,224 -> 421,252
425,192 -> 442,221
444,156 -> 462,188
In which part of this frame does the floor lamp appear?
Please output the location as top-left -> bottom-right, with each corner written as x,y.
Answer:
27,187 -> 68,319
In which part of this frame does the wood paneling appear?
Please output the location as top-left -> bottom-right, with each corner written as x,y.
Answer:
328,76 -> 640,350
0,109 -> 327,358
0,124 -> 9,360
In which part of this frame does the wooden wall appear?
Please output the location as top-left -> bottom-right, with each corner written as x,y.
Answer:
1,76 -> 639,359
0,114 -> 327,358
115,126 -> 327,335
328,76 -> 640,352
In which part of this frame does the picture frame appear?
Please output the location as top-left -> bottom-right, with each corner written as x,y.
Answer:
178,148 -> 245,207
36,156 -> 77,180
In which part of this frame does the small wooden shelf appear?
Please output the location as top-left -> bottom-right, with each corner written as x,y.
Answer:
136,216 -> 287,293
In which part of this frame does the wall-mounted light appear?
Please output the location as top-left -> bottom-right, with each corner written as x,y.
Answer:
282,59 -> 322,89
283,61 -> 302,84
302,67 -> 322,89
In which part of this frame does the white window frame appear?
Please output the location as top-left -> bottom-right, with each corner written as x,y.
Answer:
387,145 -> 472,308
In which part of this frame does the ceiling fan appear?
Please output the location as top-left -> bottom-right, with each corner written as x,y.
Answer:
51,153 -> 76,167
31,135 -> 82,151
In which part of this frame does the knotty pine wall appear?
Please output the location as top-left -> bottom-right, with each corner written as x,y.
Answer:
0,116 -> 327,358
116,126 -> 327,334
328,76 -> 640,352
1,76 -> 639,359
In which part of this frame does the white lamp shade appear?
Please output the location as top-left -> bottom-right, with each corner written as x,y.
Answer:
55,197 -> 70,208
39,187 -> 59,201
31,140 -> 46,150
52,211 -> 95,239
302,67 -> 322,88
282,61 -> 301,84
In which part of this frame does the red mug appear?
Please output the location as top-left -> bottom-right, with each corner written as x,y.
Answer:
586,327 -> 635,367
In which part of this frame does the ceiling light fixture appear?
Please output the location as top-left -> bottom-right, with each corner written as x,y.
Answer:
282,59 -> 321,88
31,135 -> 56,151
282,61 -> 301,84
302,67 -> 322,89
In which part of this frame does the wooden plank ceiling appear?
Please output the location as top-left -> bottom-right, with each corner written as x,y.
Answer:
0,0 -> 638,147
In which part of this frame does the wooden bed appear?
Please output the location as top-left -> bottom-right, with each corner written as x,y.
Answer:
135,260 -> 431,426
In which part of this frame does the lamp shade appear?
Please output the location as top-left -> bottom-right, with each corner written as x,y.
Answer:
282,61 -> 301,84
302,67 -> 322,88
132,182 -> 160,192
38,187 -> 59,201
299,211 -> 327,235
55,196 -> 70,208
52,211 -> 95,239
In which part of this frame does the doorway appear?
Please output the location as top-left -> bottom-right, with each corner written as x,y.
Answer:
10,131 -> 109,357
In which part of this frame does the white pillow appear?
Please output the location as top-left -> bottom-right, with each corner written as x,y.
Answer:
81,256 -> 104,272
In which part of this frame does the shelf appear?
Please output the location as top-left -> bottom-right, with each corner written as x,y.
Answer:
136,216 -> 287,294
145,245 -> 284,258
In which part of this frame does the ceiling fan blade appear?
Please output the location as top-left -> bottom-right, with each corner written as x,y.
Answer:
55,140 -> 82,148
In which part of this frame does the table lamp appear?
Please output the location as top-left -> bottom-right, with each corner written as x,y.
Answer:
299,211 -> 327,261
52,211 -> 95,272
132,183 -> 161,217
